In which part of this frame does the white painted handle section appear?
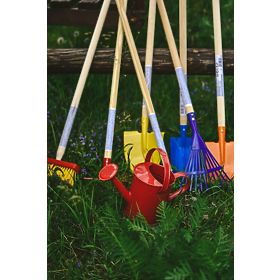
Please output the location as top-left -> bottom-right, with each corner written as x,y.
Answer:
115,0 -> 166,152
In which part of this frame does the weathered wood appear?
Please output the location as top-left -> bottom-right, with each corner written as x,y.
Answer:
48,8 -> 145,29
78,0 -> 105,9
47,48 -> 234,75
49,0 -> 77,8
48,0 -> 145,29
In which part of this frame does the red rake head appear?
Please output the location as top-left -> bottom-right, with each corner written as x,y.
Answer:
47,157 -> 80,186
47,158 -> 80,173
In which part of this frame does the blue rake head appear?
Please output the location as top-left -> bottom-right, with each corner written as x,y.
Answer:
182,112 -> 231,191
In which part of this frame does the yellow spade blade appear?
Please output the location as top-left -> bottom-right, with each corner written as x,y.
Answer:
124,131 -> 165,171
206,141 -> 234,179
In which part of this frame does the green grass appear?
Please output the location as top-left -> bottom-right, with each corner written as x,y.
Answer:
48,1 -> 234,279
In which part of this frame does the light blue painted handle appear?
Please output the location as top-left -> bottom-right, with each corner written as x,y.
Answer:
142,65 -> 152,109
149,113 -> 166,152
179,73 -> 187,118
105,108 -> 116,151
215,55 -> 225,97
175,67 -> 192,106
145,65 -> 152,93
58,106 -> 78,148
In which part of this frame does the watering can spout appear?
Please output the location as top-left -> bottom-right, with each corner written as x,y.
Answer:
99,164 -> 131,203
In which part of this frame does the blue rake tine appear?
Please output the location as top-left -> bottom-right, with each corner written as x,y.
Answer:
184,136 -> 230,191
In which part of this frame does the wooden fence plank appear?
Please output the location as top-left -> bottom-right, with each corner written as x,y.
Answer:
47,48 -> 234,75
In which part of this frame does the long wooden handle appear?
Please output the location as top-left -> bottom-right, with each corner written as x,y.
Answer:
141,0 -> 157,153
71,0 -> 111,108
179,0 -> 187,125
115,0 -> 166,152
142,0 -> 156,119
56,0 -> 111,160
212,0 -> 225,127
212,0 -> 226,165
156,0 -> 194,114
141,0 -> 157,142
212,0 -> 223,56
104,0 -> 128,161
145,0 -> 157,68
179,0 -> 187,74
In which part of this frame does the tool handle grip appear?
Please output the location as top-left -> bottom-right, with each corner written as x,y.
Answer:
179,74 -> 187,125
145,148 -> 170,192
168,172 -> 189,201
57,106 -> 77,160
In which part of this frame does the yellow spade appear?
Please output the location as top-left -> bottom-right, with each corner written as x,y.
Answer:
123,0 -> 164,171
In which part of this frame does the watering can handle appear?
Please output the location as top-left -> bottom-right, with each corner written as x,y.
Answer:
145,148 -> 171,192
168,172 -> 190,201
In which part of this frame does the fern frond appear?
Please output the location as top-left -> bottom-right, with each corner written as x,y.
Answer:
213,227 -> 233,271
127,214 -> 155,248
97,206 -> 143,278
164,261 -> 192,280
188,195 -> 208,230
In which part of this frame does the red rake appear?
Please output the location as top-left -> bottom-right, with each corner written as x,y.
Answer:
47,0 -> 111,186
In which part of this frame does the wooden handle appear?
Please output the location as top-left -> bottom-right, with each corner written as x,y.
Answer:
179,0 -> 187,125
156,0 -> 182,68
179,0 -> 187,74
156,0 -> 194,114
145,0 -> 157,67
109,0 -> 127,109
212,0 -> 226,127
212,0 -> 223,55
56,0 -> 111,160
104,0 -> 128,160
115,0 -> 155,114
71,0 -> 111,107
115,0 -> 166,151
142,0 -> 156,120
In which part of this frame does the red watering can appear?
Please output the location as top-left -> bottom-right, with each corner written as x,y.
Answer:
99,148 -> 190,224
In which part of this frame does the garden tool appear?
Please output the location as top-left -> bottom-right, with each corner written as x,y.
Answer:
123,0 -> 164,171
156,0 -> 230,191
99,148 -> 189,224
170,0 -> 192,172
48,0 -> 111,186
103,0 -> 128,166
206,0 -> 234,179
113,0 -> 165,154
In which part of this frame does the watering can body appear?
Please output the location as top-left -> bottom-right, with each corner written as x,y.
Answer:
99,148 -> 189,224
